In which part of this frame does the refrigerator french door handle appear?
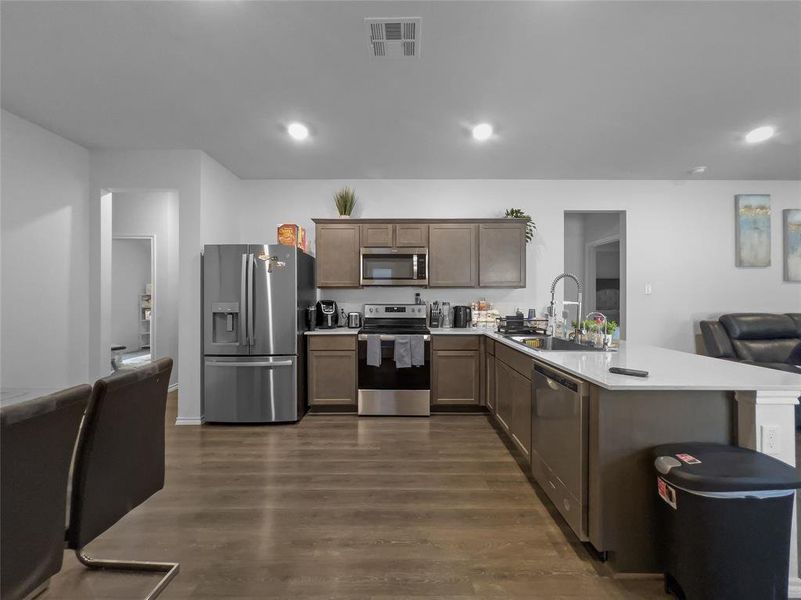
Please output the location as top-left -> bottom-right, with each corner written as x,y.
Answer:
205,360 -> 294,368
247,253 -> 255,345
240,253 -> 248,345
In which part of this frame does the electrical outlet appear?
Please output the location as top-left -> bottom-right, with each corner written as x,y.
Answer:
644,283 -> 653,295
762,425 -> 780,455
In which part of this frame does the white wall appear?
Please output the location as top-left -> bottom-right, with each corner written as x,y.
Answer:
1,110 -> 91,388
209,179 -> 801,352
112,190 -> 180,385
90,150 -> 203,423
90,150 -> 239,423
111,238 -> 151,351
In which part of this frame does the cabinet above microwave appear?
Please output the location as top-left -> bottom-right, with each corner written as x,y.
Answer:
313,218 -> 526,289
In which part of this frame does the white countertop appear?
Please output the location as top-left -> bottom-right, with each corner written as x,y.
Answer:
486,334 -> 801,392
308,327 -> 801,392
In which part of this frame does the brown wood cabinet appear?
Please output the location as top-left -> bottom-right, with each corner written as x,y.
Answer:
360,224 -> 394,247
428,223 -> 478,287
485,352 -> 496,414
494,359 -> 514,432
508,367 -> 532,460
479,222 -> 526,288
431,335 -> 481,406
307,336 -> 357,407
313,218 -> 525,289
494,344 -> 532,461
394,223 -> 428,247
315,224 -> 360,287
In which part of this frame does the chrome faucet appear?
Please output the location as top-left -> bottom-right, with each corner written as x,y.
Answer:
549,272 -> 583,339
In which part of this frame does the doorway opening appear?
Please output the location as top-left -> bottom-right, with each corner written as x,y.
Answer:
98,190 -> 180,386
111,236 -> 154,369
563,211 -> 627,338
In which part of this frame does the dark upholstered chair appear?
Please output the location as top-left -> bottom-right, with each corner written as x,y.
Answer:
700,313 -> 801,373
1,385 -> 91,600
66,358 -> 178,600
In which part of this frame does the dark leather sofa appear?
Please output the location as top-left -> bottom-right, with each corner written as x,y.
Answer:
701,313 -> 801,427
700,313 -> 801,372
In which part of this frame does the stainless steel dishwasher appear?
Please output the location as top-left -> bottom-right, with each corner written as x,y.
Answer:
530,362 -> 589,541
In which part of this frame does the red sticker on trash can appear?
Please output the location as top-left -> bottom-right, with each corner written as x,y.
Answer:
675,453 -> 701,465
658,477 -> 677,510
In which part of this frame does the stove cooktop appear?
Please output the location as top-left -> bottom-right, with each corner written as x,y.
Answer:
360,303 -> 429,335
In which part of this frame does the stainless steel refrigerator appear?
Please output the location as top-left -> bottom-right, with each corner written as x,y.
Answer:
202,244 -> 315,423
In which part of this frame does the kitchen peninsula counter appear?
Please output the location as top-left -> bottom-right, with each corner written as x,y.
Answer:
428,329 -> 801,392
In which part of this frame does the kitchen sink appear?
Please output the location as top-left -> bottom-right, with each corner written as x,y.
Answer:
505,335 -> 614,352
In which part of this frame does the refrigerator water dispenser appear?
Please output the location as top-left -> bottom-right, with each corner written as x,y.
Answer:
211,302 -> 240,343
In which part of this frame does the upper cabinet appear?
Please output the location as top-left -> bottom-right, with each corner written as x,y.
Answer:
315,223 -> 360,287
361,223 -> 429,248
478,222 -> 526,288
394,223 -> 428,247
429,223 -> 478,288
313,219 -> 525,289
360,224 -> 394,247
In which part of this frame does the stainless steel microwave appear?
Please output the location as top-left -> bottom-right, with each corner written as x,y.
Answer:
360,247 -> 428,286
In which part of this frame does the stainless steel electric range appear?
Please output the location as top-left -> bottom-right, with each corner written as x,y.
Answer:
357,304 -> 431,416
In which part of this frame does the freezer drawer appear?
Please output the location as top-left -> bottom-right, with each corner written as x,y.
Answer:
204,356 -> 298,423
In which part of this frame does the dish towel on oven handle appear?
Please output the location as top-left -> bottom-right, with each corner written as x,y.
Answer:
366,335 -> 382,367
393,335 -> 411,368
410,335 -> 425,367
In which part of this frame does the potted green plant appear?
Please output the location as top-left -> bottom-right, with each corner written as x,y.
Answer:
504,208 -> 535,242
333,186 -> 356,218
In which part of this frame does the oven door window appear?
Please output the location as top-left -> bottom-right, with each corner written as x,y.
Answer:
362,254 -> 414,281
358,340 -> 430,390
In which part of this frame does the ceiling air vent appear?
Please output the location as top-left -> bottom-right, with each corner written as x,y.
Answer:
365,18 -> 421,58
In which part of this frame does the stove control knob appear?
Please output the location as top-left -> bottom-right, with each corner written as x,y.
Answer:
368,308 -> 374,313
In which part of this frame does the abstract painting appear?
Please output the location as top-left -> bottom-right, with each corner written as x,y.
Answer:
784,209 -> 801,282
735,194 -> 771,267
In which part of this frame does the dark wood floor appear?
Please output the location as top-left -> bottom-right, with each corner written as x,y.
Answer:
47,392 -> 664,599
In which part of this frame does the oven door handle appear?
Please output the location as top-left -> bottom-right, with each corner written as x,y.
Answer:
358,334 -> 431,342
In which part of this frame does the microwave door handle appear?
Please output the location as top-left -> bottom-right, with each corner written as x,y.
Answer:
240,253 -> 248,345
413,254 -> 418,280
247,253 -> 255,345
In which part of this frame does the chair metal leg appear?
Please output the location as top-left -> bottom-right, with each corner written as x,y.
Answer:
75,548 -> 179,600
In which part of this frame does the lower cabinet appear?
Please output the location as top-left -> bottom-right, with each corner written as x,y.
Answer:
307,336 -> 357,407
431,336 -> 481,406
495,360 -> 514,431
485,352 -> 496,414
494,350 -> 532,462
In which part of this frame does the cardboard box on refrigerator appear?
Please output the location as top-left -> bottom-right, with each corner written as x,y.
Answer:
277,224 -> 308,252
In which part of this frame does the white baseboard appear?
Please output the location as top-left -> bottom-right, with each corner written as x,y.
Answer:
174,416 -> 204,426
168,383 -> 179,392
789,577 -> 801,598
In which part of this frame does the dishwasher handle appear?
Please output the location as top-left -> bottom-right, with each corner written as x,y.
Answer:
533,364 -> 581,394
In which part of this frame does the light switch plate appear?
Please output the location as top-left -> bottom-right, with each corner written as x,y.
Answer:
644,283 -> 653,295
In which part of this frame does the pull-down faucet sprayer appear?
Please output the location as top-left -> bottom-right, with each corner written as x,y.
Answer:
548,273 -> 583,339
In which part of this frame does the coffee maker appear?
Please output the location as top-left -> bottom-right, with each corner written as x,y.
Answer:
316,300 -> 338,329
453,306 -> 472,328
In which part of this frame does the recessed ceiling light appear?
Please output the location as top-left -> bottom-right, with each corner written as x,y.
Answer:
745,125 -> 775,144
472,123 -> 493,141
688,166 -> 708,175
287,122 -> 309,141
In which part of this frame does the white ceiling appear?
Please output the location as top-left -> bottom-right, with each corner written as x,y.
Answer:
2,1 -> 799,180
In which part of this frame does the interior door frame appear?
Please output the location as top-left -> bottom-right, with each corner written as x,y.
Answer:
112,234 -> 157,359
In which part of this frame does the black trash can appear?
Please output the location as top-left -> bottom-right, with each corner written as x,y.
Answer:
653,442 -> 801,600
